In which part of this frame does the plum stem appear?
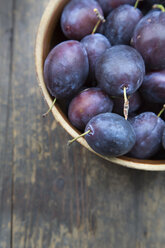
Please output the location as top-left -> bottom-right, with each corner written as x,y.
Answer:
42,98 -> 56,117
157,104 -> 165,117
67,130 -> 91,145
152,4 -> 165,12
134,0 -> 140,9
123,87 -> 129,120
92,20 -> 101,34
92,8 -> 105,34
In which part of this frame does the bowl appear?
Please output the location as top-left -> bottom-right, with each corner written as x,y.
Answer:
35,0 -> 165,171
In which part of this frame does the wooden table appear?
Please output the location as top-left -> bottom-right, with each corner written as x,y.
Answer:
1,0 -> 165,247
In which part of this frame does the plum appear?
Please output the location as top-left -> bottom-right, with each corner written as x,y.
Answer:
44,40 -> 89,99
95,45 -> 145,96
131,10 -> 165,71
84,112 -> 136,156
140,70 -> 165,103
97,0 -> 136,16
163,128 -> 165,149
61,0 -> 103,40
129,112 -> 165,159
68,88 -> 113,130
81,33 -> 111,83
104,4 -> 142,45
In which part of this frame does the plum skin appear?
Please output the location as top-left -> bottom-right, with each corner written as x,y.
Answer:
97,0 -> 136,16
44,40 -> 89,99
140,70 -> 165,104
61,0 -> 104,40
104,4 -> 143,46
163,129 -> 165,150
68,88 -> 114,130
95,45 -> 145,96
131,11 -> 165,71
81,34 -> 111,83
128,112 -> 165,159
85,113 -> 136,157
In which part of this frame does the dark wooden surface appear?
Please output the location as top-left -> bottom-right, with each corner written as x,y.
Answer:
1,0 -> 165,247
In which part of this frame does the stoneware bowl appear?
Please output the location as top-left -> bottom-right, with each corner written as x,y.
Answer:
35,0 -> 165,171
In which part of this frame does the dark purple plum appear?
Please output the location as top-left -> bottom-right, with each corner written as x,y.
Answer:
61,0 -> 104,40
163,128 -> 165,149
81,34 -> 111,83
104,4 -> 142,45
95,45 -> 145,96
140,70 -> 165,103
97,0 -> 136,16
131,10 -> 165,71
44,40 -> 89,99
113,92 -> 142,116
84,113 -> 136,156
128,112 -> 165,159
68,88 -> 113,130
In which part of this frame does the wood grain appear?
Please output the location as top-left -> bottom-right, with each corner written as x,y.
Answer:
0,0 -> 14,247
0,0 -> 165,247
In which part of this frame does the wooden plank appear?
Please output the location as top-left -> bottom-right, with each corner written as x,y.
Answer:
11,0 -> 165,248
0,0 -> 14,247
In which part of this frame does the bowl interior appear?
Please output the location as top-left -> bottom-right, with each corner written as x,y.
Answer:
35,0 -> 165,171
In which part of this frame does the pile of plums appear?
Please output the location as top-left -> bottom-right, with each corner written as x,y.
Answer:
44,0 -> 165,160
